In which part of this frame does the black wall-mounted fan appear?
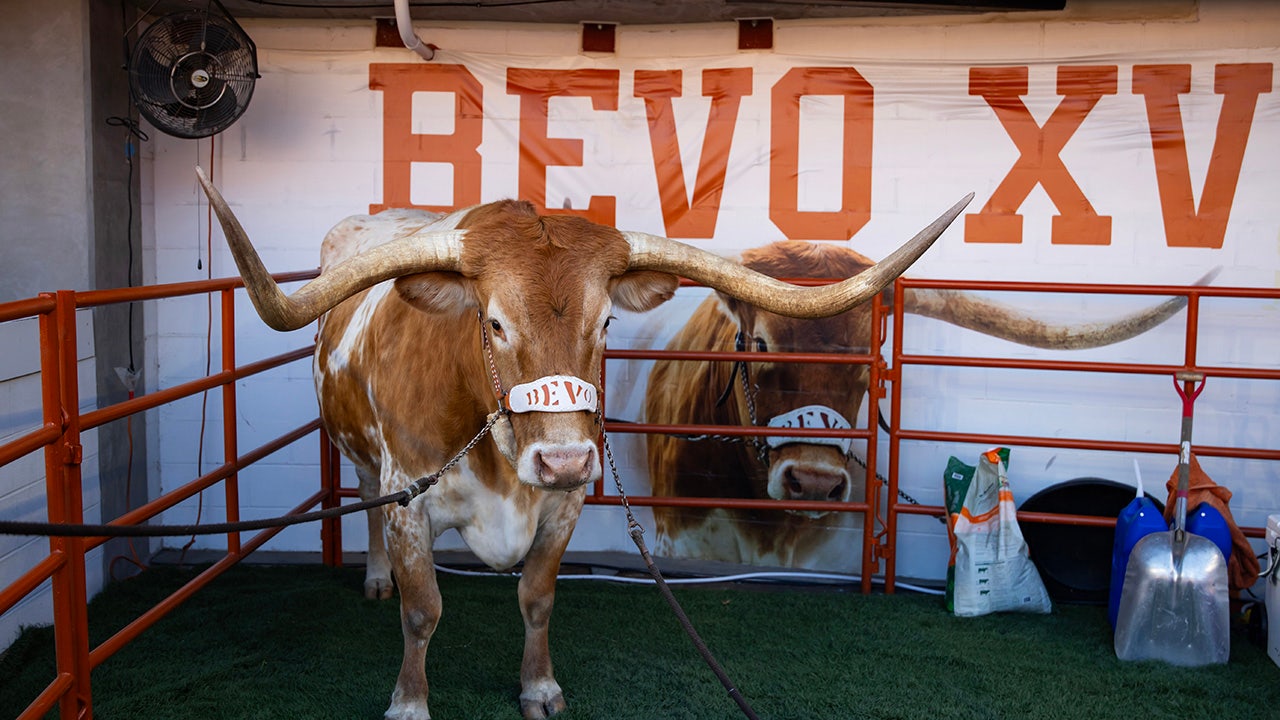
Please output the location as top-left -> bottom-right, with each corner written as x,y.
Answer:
129,1 -> 259,139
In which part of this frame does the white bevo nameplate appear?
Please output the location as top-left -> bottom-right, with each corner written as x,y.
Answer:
506,375 -> 598,414
766,405 -> 853,454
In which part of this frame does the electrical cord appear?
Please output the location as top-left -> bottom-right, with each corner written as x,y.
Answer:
178,137 -> 217,566
105,9 -> 150,572
433,562 -> 945,595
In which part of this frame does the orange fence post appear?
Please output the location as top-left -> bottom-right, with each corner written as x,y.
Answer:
859,293 -> 886,594
221,288 -> 241,557
46,291 -> 92,719
883,280 -> 908,594
320,431 -> 344,567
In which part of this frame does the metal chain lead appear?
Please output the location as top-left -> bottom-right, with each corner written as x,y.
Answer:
601,429 -> 644,536
479,311 -> 506,401
601,430 -> 760,720
734,359 -> 773,467
739,358 -> 760,429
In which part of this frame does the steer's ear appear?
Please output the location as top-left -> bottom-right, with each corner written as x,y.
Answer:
610,270 -> 679,313
395,272 -> 478,314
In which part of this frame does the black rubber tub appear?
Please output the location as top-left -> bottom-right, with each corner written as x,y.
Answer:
1018,477 -> 1165,605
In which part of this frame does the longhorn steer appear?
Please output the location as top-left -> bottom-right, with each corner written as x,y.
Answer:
196,168 -> 969,720
646,240 -> 1206,568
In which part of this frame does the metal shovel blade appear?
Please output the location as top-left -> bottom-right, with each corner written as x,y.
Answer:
1114,528 -> 1229,666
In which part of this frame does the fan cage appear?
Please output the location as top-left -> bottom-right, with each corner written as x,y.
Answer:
129,10 -> 258,139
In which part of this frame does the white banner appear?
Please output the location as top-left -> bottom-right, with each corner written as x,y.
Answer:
150,27 -> 1279,579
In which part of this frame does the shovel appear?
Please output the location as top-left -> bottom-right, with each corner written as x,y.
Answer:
1114,372 -> 1229,665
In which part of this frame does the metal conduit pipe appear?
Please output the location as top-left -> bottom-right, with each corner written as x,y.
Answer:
393,0 -> 436,61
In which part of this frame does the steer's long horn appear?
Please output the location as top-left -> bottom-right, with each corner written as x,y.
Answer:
623,193 -> 974,319
903,268 -> 1220,350
196,167 -> 465,331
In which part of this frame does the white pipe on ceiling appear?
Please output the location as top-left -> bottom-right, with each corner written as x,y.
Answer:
393,0 -> 436,61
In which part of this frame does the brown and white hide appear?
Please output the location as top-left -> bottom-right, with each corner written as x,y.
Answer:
313,202 -> 676,720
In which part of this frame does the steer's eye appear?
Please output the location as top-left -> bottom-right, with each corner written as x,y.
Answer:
754,337 -> 768,353
489,318 -> 504,338
603,316 -> 615,331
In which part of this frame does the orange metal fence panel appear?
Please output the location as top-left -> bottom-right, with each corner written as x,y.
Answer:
882,278 -> 1280,593
595,276 -> 1278,597
0,271 -> 325,720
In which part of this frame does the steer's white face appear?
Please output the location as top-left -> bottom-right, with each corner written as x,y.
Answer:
393,200 -> 678,490
480,287 -> 614,489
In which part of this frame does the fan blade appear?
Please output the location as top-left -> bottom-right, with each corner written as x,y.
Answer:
132,44 -> 178,105
191,85 -> 240,135
201,22 -> 243,56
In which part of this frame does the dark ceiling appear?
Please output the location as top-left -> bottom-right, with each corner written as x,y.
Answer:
131,0 -> 1066,25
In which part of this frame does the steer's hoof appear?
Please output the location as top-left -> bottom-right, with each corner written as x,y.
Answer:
520,680 -> 566,719
384,700 -> 430,720
520,693 -> 566,720
364,576 -> 394,600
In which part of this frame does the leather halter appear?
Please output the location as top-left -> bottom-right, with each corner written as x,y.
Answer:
714,330 -> 751,409
479,311 -> 509,407
711,326 -> 857,464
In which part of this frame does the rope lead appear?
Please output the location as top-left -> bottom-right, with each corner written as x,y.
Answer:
397,473 -> 440,506
0,412 -> 502,538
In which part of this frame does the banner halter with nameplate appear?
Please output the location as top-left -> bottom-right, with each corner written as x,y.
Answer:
480,311 -> 600,414
506,375 -> 598,413
765,404 -> 853,455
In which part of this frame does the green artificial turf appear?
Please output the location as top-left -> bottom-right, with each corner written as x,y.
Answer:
2,564 -> 1277,719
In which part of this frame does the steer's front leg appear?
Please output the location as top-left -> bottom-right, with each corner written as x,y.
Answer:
516,492 -> 584,719
383,503 -> 441,720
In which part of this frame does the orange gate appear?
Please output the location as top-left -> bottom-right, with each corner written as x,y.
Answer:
0,272 -> 332,720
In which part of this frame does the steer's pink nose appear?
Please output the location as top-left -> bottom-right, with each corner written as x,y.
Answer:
534,447 -> 594,487
783,466 -> 848,502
